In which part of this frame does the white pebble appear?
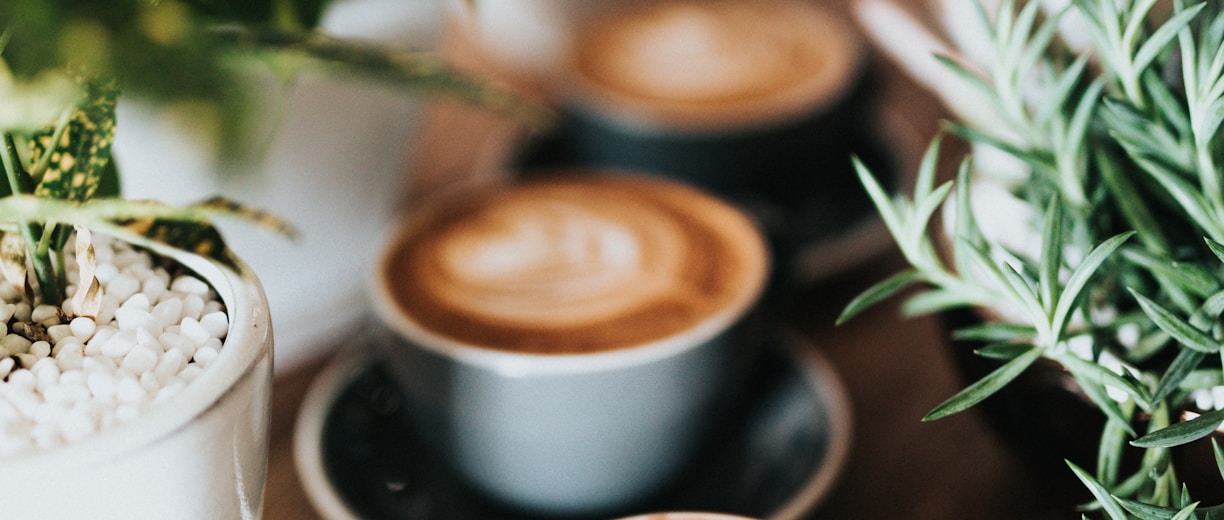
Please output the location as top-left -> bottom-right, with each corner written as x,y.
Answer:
95,295 -> 120,327
171,276 -> 210,296
139,372 -> 160,394
100,331 -> 137,359
70,317 -> 96,340
179,318 -> 211,347
0,357 -> 13,379
12,302 -> 30,323
115,377 -> 146,404
32,359 -> 59,389
86,372 -> 118,400
31,305 -> 61,326
176,365 -> 204,384
106,274 -> 140,303
47,324 -> 73,343
0,304 -> 13,324
141,277 -> 168,305
14,354 -> 35,370
151,299 -> 184,329
192,345 -> 219,367
121,345 -> 160,374
154,349 -> 187,381
182,294 -> 205,321
158,332 -> 196,359
1,335 -> 31,355
81,355 -> 117,374
114,307 -> 159,334
93,262 -> 118,284
199,311 -> 229,339
29,341 -> 51,359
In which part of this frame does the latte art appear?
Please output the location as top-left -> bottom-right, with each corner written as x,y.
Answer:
383,174 -> 769,354
431,195 -> 686,328
568,0 -> 863,129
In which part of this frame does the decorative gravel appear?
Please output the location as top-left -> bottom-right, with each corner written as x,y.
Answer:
0,234 -> 227,456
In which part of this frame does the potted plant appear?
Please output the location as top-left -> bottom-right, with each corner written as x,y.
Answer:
840,0 -> 1224,516
0,0 -> 540,517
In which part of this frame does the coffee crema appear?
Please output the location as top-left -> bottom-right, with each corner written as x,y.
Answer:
566,0 -> 863,130
382,174 -> 768,355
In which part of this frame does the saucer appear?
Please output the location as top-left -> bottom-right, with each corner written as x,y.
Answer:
293,331 -> 853,520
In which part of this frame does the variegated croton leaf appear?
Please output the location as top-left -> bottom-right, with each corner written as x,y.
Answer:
28,78 -> 120,203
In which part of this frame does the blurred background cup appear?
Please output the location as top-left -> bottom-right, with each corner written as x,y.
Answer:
507,0 -> 888,289
614,513 -> 758,520
369,171 -> 772,516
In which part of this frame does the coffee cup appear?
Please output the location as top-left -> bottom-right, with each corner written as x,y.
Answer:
369,171 -> 771,515
614,513 -> 758,520
516,0 -> 885,285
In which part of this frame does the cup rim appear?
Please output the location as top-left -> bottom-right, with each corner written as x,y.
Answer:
547,0 -> 866,135
369,172 -> 771,376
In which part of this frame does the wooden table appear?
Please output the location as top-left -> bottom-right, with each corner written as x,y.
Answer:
261,5 -> 1075,518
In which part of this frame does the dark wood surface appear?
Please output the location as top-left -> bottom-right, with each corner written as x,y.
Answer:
262,6 -> 1076,518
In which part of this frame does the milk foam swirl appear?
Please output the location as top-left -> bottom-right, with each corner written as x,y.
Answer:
384,175 -> 768,354
431,194 -> 687,328
569,0 -> 862,129
581,2 -> 814,103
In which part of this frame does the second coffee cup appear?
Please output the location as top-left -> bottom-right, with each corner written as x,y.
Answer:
369,171 -> 771,515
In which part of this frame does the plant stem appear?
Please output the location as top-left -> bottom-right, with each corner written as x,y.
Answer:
0,132 -> 59,304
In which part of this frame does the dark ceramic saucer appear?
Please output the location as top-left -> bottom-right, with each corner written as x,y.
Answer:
293,331 -> 852,520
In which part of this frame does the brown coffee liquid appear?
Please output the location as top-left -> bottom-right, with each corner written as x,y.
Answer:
568,0 -> 862,129
382,174 -> 768,354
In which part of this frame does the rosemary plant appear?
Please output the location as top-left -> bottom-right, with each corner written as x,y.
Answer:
841,0 -> 1224,515
0,0 -> 546,311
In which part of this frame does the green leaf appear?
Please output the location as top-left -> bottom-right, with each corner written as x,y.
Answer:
837,270 -> 920,325
1136,3 -> 1206,73
1214,438 -> 1224,483
1098,149 -> 1170,254
1038,197 -> 1063,314
1132,408 -> 1224,448
1051,232 -> 1135,336
852,156 -> 906,246
1152,348 -> 1207,404
899,289 -> 985,317
975,342 -> 1036,360
923,344 -> 1044,421
1054,349 -> 1151,411
1130,289 -> 1221,353
30,78 -> 119,204
1117,497 -> 1202,520
1067,459 -> 1129,520
952,322 -> 1037,342
1123,248 -> 1220,298
1098,402 -> 1134,487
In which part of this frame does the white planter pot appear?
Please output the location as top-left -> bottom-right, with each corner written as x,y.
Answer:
113,0 -> 443,374
0,249 -> 273,519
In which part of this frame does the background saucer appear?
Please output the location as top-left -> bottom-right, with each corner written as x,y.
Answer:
293,331 -> 852,520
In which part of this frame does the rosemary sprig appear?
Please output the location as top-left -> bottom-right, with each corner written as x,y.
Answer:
847,0 -> 1224,513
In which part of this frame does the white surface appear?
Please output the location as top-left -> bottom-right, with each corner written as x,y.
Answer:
113,0 -> 444,374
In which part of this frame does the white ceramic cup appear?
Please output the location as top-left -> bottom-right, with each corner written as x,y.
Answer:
614,513 -> 758,520
370,172 -> 770,515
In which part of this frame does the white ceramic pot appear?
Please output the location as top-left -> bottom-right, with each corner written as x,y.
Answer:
0,248 -> 273,519
113,0 -> 443,374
